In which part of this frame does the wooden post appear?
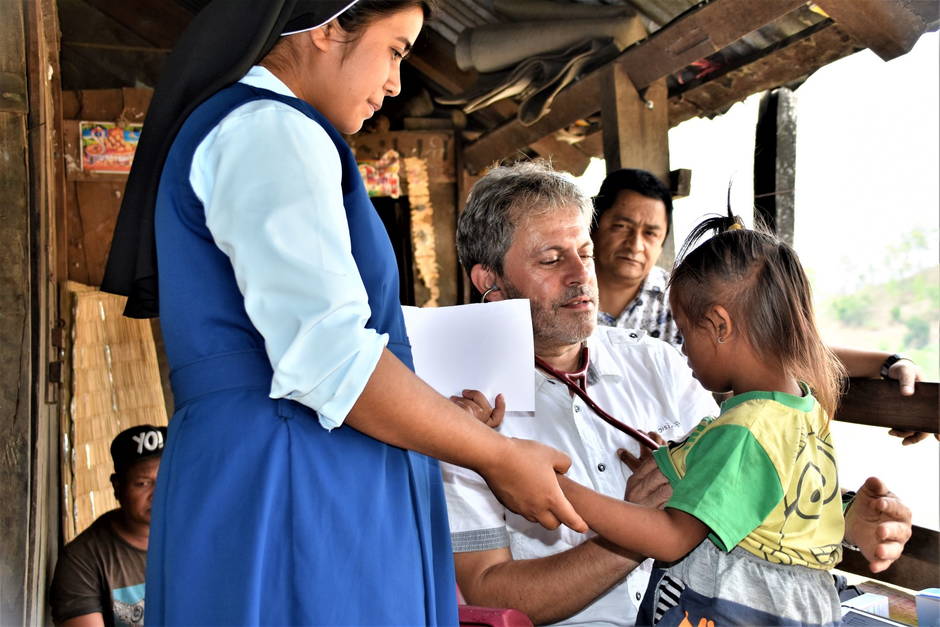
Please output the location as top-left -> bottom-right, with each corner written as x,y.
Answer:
754,87 -> 797,246
0,2 -> 35,624
1,0 -> 63,623
600,59 -> 674,264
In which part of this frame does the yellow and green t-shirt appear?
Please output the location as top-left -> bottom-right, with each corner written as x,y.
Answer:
653,384 -> 844,569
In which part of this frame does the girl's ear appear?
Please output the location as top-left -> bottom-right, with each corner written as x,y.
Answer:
705,304 -> 734,344
469,265 -> 505,301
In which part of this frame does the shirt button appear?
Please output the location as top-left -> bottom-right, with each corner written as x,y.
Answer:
636,592 -> 642,601
574,406 -> 581,413
629,332 -> 638,338
597,463 -> 606,472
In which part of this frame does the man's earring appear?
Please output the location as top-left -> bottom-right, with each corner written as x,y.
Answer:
716,336 -> 725,344
481,285 -> 500,302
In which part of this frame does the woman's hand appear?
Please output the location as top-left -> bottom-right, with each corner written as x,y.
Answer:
450,389 -> 505,428
480,437 -> 588,533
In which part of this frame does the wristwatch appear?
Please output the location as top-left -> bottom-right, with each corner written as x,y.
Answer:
880,354 -> 908,379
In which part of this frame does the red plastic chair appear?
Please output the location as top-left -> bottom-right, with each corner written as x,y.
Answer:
457,585 -> 534,627
458,604 -> 534,627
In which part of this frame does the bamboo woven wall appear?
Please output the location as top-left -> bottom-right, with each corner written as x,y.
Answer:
61,282 -> 168,542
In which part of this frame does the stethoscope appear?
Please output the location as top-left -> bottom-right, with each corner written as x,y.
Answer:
534,348 -> 661,452
481,285 -> 661,452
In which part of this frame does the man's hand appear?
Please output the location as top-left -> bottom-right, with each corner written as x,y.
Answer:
450,389 -> 505,428
844,476 -> 913,573
619,432 -> 670,509
883,359 -> 936,445
481,437 -> 588,533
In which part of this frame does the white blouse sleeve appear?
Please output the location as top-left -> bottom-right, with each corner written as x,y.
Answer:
191,100 -> 387,430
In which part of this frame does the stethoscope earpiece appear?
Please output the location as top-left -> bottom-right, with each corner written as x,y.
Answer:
480,285 -> 501,302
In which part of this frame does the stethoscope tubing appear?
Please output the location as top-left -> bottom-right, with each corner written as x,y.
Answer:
534,355 -> 661,452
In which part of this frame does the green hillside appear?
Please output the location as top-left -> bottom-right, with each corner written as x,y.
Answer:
817,265 -> 939,381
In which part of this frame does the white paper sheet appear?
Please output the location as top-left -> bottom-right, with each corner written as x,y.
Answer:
402,300 -> 535,411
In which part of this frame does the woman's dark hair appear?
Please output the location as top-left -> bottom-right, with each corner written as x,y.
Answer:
669,212 -> 845,417
592,168 -> 673,236
336,0 -> 436,35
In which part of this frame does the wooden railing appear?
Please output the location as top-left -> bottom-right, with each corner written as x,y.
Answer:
834,378 -> 939,590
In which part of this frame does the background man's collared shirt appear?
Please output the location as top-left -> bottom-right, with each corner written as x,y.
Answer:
598,266 -> 682,348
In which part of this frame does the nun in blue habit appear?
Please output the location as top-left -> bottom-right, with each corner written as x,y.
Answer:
101,1 -> 586,624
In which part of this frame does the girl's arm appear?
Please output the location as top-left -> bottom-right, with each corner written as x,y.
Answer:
558,474 -> 708,563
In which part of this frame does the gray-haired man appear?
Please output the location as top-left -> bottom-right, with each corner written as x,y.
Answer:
441,161 -> 913,626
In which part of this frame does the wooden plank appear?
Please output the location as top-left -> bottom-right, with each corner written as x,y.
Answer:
408,27 -> 479,98
529,135 -> 591,176
669,169 -> 692,198
463,0 -> 806,172
839,525 -> 939,591
75,181 -> 124,287
669,23 -> 859,127
0,0 -> 32,622
835,379 -> 938,434
25,0 -> 65,620
753,88 -> 796,246
618,0 -> 807,90
814,0 -> 927,61
67,181 -> 91,284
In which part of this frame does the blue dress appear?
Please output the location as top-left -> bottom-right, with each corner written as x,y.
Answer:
147,83 -> 457,625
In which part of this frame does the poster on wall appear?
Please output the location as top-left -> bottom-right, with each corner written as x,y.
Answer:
358,149 -> 402,198
80,121 -> 141,173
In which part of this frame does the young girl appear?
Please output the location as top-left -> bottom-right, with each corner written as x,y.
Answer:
559,212 -> 847,626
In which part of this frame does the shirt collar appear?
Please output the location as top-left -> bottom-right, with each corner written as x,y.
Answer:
641,265 -> 669,295
239,65 -> 297,99
532,328 -> 628,392
586,330 -> 624,382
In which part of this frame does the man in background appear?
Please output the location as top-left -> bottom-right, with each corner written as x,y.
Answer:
51,425 -> 166,627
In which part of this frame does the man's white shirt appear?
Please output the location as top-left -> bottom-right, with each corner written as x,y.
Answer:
441,326 -> 718,626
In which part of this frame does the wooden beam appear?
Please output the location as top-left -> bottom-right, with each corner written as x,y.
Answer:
839,525 -> 939,590
814,0 -> 927,61
529,135 -> 591,176
464,0 -> 807,172
668,23 -> 858,127
669,168 -> 692,198
835,379 -> 938,434
600,66 -> 668,180
83,0 -> 191,49
754,88 -> 796,246
409,27 -> 589,174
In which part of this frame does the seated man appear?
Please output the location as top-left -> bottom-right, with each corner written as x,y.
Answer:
592,167 -> 927,443
50,425 -> 167,627
442,161 -> 913,626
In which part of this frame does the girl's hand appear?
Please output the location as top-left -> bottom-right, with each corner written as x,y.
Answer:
619,432 -> 670,509
450,390 -> 505,428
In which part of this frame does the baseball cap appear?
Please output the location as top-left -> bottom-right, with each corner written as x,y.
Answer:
110,424 -> 167,477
